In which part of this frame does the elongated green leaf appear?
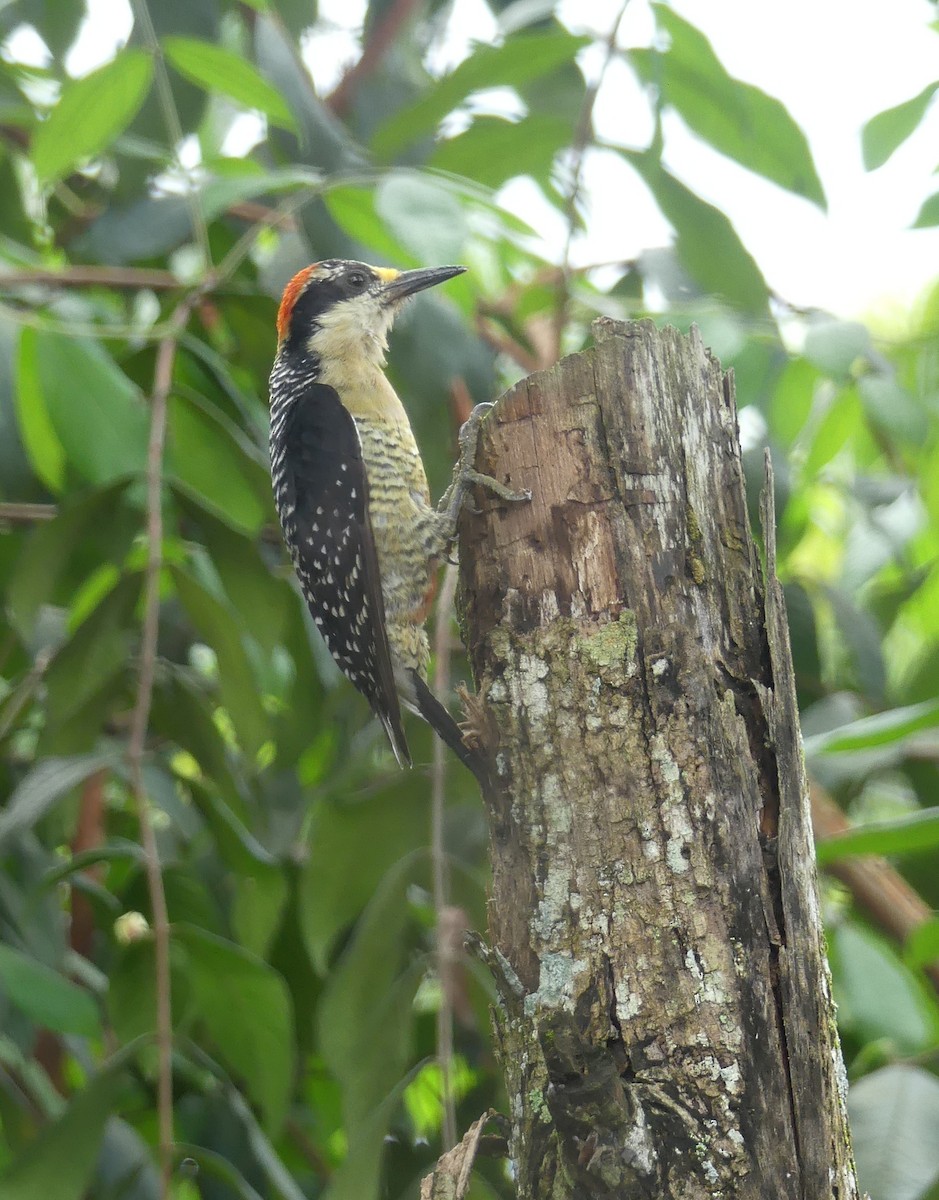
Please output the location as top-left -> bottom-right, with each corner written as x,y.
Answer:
832,924 -> 939,1054
171,567 -> 269,757
816,807 -> 939,865
636,7 -> 825,207
301,786 -> 429,972
323,1071 -> 419,1200
14,326 -> 65,493
318,854 -> 422,1127
325,186 -> 416,265
168,394 -> 271,534
0,753 -> 119,852
372,30 -> 589,159
375,174 -> 468,264
179,925 -> 294,1135
905,919 -> 939,970
163,37 -> 296,131
23,330 -> 148,487
193,512 -> 288,653
0,945 -> 100,1036
862,82 -> 939,170
318,853 -> 425,1200
6,480 -> 134,641
1,1070 -> 124,1200
622,152 -> 770,312
224,1087 -> 309,1200
913,191 -> 939,228
849,1066 -> 939,1200
32,50 -> 153,184
805,699 -> 939,756
41,575 -> 141,749
430,113 -> 572,188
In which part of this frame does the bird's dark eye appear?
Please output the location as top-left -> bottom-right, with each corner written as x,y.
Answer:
347,271 -> 367,290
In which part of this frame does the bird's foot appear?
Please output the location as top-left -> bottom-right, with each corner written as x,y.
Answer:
437,403 -> 531,536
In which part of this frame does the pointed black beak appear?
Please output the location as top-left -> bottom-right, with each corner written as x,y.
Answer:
380,264 -> 466,305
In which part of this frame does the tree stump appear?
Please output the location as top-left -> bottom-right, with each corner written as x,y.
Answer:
458,318 -> 859,1199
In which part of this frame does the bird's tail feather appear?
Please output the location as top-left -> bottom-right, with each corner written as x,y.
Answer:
380,711 -> 412,768
408,671 -> 492,794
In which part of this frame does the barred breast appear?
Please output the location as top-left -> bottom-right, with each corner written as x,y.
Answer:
355,413 -> 438,684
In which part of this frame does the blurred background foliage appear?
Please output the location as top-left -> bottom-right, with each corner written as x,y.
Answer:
0,0 -> 938,1197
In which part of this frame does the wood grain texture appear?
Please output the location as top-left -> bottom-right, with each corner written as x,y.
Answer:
458,318 -> 859,1199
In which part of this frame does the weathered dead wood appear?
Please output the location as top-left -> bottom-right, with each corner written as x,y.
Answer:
458,318 -> 859,1199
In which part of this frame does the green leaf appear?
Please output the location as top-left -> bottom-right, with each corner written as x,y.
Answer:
323,1072 -> 418,1200
40,575 -> 141,749
168,394 -> 271,534
803,319 -> 871,377
906,919 -> 939,971
849,1066 -> 939,1200
805,699 -> 939,757
93,1119 -> 161,1200
171,567 -> 270,757
318,855 -> 424,1200
178,926 -> 294,1135
301,787 -> 429,972
372,30 -> 589,159
0,753 -> 120,852
636,7 -> 825,207
831,923 -> 939,1054
769,357 -> 818,448
163,37 -> 296,132
857,372 -> 928,445
913,191 -> 939,228
23,330 -> 149,487
32,50 -> 153,184
0,1069 -> 124,1200
430,113 -> 572,189
222,1087 -> 309,1200
622,152 -> 770,312
826,585 -> 886,702
862,82 -> 939,170
324,186 -> 416,265
375,174 -> 469,265
0,945 -> 100,1036
232,869 -> 288,959
802,385 -> 862,477
195,517 -> 288,654
6,480 -> 133,642
817,807 -> 939,865
198,165 -> 321,220
14,326 -> 65,493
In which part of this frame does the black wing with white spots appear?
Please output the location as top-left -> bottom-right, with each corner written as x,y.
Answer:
271,381 -> 410,766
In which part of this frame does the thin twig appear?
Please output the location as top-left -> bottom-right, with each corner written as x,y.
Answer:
0,266 -> 182,291
327,0 -> 424,118
126,295 -> 198,1194
0,502 -> 57,523
131,0 -> 212,268
431,562 -> 458,1151
555,0 -> 632,346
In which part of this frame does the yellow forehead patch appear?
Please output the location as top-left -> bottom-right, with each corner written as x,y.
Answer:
374,267 -> 400,283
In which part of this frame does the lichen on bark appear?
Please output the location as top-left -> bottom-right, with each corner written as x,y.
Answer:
458,319 -> 859,1199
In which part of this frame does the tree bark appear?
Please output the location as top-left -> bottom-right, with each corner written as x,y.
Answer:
457,319 -> 859,1199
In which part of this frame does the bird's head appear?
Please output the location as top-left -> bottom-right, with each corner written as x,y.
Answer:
275,259 -> 465,370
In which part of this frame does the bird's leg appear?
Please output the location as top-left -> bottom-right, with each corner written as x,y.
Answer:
436,403 -> 530,542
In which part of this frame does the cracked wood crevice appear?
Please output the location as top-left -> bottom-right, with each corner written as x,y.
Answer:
458,318 -> 859,1200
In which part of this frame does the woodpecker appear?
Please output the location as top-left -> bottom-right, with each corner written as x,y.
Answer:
269,258 -> 526,785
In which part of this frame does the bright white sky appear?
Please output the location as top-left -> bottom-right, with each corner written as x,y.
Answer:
18,0 -> 939,321
311,0 -> 939,320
